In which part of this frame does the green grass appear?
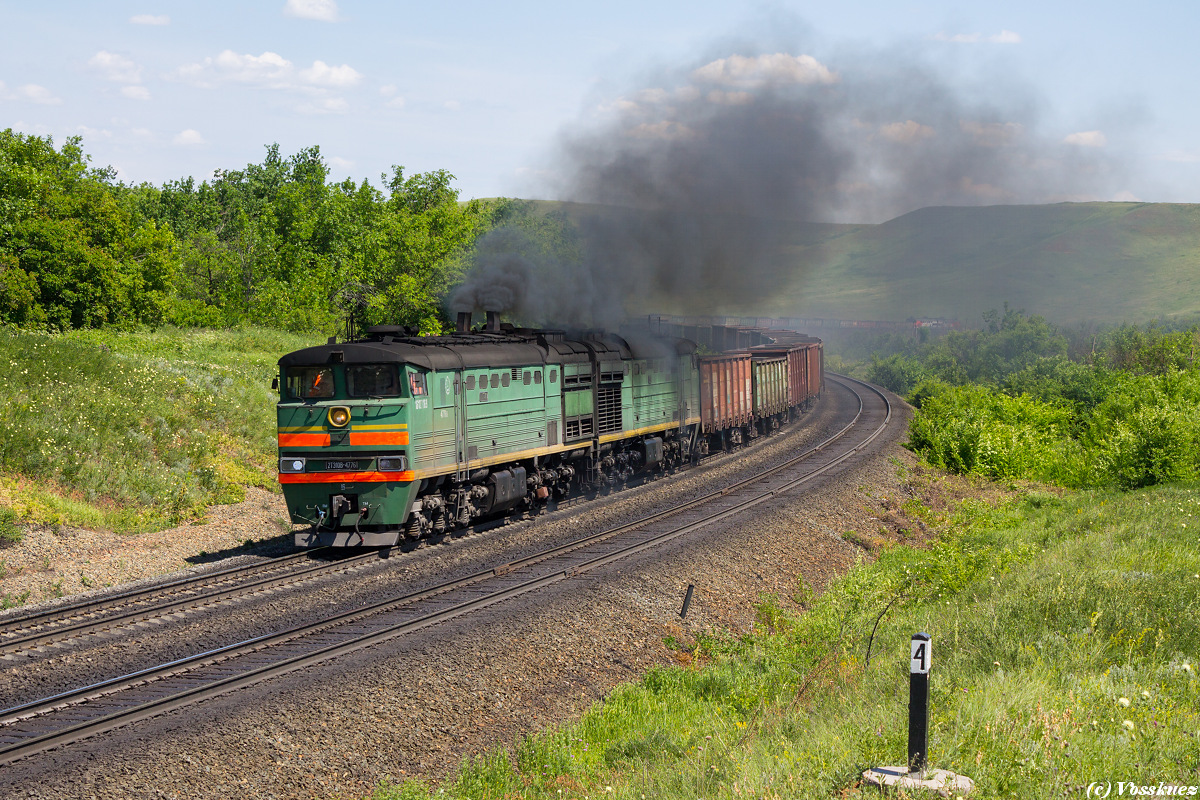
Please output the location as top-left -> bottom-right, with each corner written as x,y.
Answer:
0,326 -> 318,532
367,484 -> 1200,799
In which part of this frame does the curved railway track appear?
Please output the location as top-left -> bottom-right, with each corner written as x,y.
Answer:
0,374 -> 889,766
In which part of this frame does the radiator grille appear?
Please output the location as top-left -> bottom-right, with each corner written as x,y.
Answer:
565,417 -> 593,440
597,384 -> 622,434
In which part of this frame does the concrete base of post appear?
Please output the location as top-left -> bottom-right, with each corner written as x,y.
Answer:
861,766 -> 975,796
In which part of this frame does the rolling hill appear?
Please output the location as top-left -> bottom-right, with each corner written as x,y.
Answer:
526,200 -> 1200,325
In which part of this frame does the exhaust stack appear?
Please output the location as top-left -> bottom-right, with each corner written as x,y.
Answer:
485,311 -> 501,332
456,312 -> 471,333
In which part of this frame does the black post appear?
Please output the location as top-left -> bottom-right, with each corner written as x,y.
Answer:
679,584 -> 695,619
908,632 -> 931,775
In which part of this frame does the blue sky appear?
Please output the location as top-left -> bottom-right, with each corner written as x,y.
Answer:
1,0 -> 1197,215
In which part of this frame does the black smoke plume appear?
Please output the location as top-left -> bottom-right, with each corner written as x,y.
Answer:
451,28 -> 1132,327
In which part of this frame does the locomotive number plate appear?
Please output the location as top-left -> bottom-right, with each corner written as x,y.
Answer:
321,460 -> 362,471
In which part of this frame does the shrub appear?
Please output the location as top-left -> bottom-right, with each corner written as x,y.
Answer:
0,506 -> 21,547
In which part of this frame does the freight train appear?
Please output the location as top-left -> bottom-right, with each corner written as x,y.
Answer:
276,312 -> 822,547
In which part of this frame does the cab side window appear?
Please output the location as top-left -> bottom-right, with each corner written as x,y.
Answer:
408,371 -> 428,396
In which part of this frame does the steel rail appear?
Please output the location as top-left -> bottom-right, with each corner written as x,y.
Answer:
0,376 -> 889,765
0,550 -> 388,656
0,548 -> 328,637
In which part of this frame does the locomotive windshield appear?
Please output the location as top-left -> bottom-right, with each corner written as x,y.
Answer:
286,366 -> 334,399
347,364 -> 400,397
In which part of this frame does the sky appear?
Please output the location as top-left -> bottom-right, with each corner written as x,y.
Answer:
2,0 -> 1198,218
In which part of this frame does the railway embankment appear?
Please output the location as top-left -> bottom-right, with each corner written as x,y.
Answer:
0,381 -> 925,798
363,468 -> 1200,798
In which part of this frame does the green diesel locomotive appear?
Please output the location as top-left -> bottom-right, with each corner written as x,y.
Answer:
277,314 -> 704,547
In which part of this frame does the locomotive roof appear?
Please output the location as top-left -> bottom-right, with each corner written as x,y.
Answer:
277,329 -> 695,371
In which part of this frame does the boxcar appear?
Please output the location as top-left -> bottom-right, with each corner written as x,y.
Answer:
696,353 -> 752,434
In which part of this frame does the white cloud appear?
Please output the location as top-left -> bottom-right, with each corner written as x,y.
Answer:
329,156 -> 354,169
705,90 -> 753,105
299,60 -> 362,87
627,120 -> 696,141
121,85 -> 151,100
130,14 -> 169,25
1161,149 -> 1200,164
216,50 -> 290,83
693,53 -> 837,87
961,120 -> 1023,146
879,120 -> 936,143
89,51 -> 142,84
597,98 -> 640,115
297,97 -> 349,114
173,129 -> 206,145
1064,130 -> 1107,147
284,0 -> 339,21
3,83 -> 63,105
379,85 -> 405,108
174,50 -> 361,95
76,125 -> 113,140
934,32 -> 981,43
990,30 -> 1022,44
174,50 -> 291,88
444,100 -> 461,110
636,88 -> 671,104
934,30 -> 1022,44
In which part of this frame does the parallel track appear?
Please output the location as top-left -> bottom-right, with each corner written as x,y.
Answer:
0,375 -> 889,765
0,547 -> 392,656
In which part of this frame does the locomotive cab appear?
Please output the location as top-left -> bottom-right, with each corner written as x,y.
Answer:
277,353 -> 421,547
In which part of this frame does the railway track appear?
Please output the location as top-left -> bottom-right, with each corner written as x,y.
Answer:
0,547 -> 394,657
0,375 -> 889,766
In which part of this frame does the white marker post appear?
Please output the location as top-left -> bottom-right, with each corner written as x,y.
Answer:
908,632 -> 931,775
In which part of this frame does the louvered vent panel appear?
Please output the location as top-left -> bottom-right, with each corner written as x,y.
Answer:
597,385 -> 622,434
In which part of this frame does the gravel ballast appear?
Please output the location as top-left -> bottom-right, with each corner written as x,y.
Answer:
0,388 -> 980,800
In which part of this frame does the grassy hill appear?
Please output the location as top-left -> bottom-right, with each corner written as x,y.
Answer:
794,202 -> 1200,324
526,200 -> 1200,325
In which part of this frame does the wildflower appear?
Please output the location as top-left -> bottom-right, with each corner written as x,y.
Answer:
1182,663 -> 1193,674
1118,697 -> 1131,707
1123,720 -> 1135,731
1141,690 -> 1151,700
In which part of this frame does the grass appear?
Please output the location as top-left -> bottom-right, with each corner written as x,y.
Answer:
0,325 -> 318,533
366,482 -> 1200,799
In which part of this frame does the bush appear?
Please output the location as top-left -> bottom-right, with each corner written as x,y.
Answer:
906,384 -> 1078,483
0,505 -> 21,546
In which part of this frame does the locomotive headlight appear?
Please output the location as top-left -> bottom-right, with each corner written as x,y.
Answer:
378,456 -> 408,471
327,406 -> 351,427
279,457 -> 306,473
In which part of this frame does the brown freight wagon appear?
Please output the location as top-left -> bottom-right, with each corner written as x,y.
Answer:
803,341 -> 823,401
749,355 -> 789,418
746,344 -> 811,408
697,353 -> 752,433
